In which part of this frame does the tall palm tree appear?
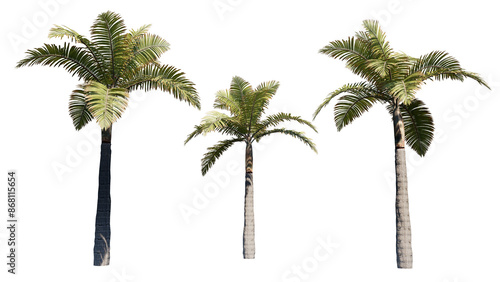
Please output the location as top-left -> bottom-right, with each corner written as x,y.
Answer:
16,11 -> 200,266
185,76 -> 317,258
313,20 -> 489,269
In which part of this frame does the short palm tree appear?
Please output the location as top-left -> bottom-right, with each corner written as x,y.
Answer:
185,76 -> 317,258
313,20 -> 489,268
16,11 -> 200,266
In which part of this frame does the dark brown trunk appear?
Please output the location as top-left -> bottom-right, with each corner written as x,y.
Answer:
243,142 -> 255,259
393,102 -> 413,269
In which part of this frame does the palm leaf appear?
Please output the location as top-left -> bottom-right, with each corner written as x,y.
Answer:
122,64 -> 200,109
85,81 -> 129,129
313,82 -> 376,119
253,112 -> 317,140
245,80 -> 279,130
319,36 -> 374,80
214,89 -> 242,116
49,25 -> 108,83
201,138 -> 244,175
362,19 -> 392,60
255,128 -> 317,153
90,11 -> 128,83
16,43 -> 100,81
69,85 -> 93,130
399,99 -> 434,156
334,90 -> 387,131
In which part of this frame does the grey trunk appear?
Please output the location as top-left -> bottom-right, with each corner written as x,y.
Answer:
393,102 -> 413,269
93,126 -> 112,266
243,142 -> 255,259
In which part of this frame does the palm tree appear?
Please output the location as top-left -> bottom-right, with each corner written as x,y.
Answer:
313,20 -> 489,269
185,76 -> 317,258
16,11 -> 200,266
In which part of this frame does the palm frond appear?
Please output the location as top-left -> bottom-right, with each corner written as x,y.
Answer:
387,99 -> 434,156
334,89 -> 387,131
255,128 -> 317,153
69,85 -> 93,130
362,19 -> 392,60
253,112 -> 317,140
16,43 -> 101,81
49,25 -> 108,83
90,11 -> 128,83
229,76 -> 253,115
122,64 -> 200,109
214,89 -> 242,116
201,138 -> 244,175
131,33 -> 170,65
85,81 -> 129,129
319,36 -> 374,79
184,111 -> 245,144
313,82 -> 375,119
129,24 -> 151,39
246,80 -> 280,127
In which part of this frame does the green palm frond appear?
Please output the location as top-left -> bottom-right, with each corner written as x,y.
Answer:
122,64 -> 200,109
214,89 -> 242,116
229,76 -> 253,114
49,25 -> 87,43
184,125 -> 204,145
201,138 -> 244,175
255,128 -> 317,153
387,75 -> 423,105
129,24 -> 151,39
253,112 -> 317,140
131,33 -> 170,65
313,82 -> 375,119
85,81 -> 129,129
334,89 -> 387,131
200,111 -> 245,137
90,11 -> 128,82
387,99 -> 434,156
184,111 -> 245,144
362,19 -> 392,60
69,85 -> 93,130
319,36 -> 373,79
16,43 -> 101,81
49,25 -> 109,83
246,80 -> 280,128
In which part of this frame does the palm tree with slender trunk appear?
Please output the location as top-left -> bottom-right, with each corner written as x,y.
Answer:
16,11 -> 200,266
313,20 -> 489,268
185,76 -> 317,258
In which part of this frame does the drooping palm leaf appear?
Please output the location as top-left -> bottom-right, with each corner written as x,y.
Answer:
313,82 -> 377,120
201,138 -> 244,175
334,91 -> 386,131
69,85 -> 94,130
399,99 -> 434,156
85,81 -> 129,129
16,43 -> 101,81
122,64 -> 200,109
255,128 -> 317,153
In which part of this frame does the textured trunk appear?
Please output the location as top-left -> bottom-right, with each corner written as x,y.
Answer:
393,102 -> 413,269
93,126 -> 112,266
243,142 -> 255,259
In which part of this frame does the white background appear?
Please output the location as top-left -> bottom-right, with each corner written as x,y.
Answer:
1,0 -> 499,281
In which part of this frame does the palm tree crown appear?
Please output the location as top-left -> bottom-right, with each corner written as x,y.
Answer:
314,19 -> 489,156
17,11 -> 200,130
186,76 -> 317,175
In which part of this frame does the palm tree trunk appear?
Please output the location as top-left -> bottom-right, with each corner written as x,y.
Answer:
93,126 -> 112,266
393,102 -> 413,269
243,142 -> 255,259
